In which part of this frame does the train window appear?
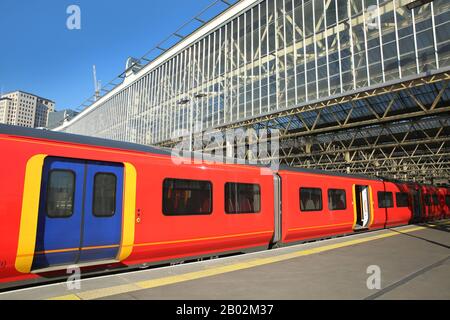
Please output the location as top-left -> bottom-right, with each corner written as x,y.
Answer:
396,193 -> 409,208
425,195 -> 432,206
432,194 -> 439,205
446,196 -> 450,207
300,188 -> 323,212
93,173 -> 117,217
378,192 -> 394,208
163,179 -> 212,216
328,189 -> 347,211
46,170 -> 75,218
225,183 -> 261,214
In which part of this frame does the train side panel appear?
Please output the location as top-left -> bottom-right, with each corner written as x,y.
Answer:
0,137 -> 40,283
127,157 -> 275,266
0,133 -> 275,284
438,188 -> 450,219
278,170 -> 387,244
421,186 -> 442,221
383,182 -> 414,228
1,128 -> 448,287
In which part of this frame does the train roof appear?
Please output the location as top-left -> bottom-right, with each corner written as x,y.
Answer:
0,124 -> 433,185
0,124 -> 173,157
278,166 -> 383,182
0,124 -> 273,170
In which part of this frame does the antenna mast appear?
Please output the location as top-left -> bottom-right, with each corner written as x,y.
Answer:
93,65 -> 101,101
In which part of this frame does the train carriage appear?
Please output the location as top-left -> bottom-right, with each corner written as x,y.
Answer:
278,169 -> 384,244
0,124 -> 448,288
438,187 -> 450,219
0,125 -> 274,285
421,185 -> 443,221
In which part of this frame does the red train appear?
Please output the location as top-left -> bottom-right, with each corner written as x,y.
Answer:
0,125 -> 449,288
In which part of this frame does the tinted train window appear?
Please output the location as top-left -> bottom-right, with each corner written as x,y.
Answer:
163,179 -> 212,216
225,183 -> 261,214
300,188 -> 323,212
93,173 -> 117,217
328,189 -> 347,211
46,170 -> 75,218
396,193 -> 409,208
446,196 -> 450,207
425,195 -> 432,206
432,194 -> 439,205
378,192 -> 394,208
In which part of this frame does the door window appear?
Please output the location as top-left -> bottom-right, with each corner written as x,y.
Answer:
93,173 -> 117,217
46,170 -> 75,218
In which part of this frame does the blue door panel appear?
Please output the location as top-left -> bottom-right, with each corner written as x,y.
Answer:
78,162 -> 124,262
33,252 -> 79,270
33,158 -> 85,270
79,248 -> 120,262
33,158 -> 124,270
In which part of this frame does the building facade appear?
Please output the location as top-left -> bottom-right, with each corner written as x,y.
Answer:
47,109 -> 79,129
35,98 -> 56,128
59,0 -> 450,144
57,0 -> 450,182
0,91 -> 55,128
0,97 -> 12,124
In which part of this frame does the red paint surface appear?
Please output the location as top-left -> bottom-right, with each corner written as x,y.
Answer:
0,132 -> 447,286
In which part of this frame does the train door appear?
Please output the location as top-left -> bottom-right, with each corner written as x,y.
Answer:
272,174 -> 282,247
32,157 -> 124,271
354,185 -> 371,230
411,189 -> 423,222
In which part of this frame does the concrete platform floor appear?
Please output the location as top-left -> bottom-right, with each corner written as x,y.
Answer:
1,221 -> 449,300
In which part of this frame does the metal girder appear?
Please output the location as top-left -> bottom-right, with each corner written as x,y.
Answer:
214,71 -> 450,131
264,113 -> 449,183
156,72 -> 450,184
154,0 -> 433,114
158,71 -> 450,148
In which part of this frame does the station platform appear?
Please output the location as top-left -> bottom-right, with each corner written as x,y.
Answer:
1,221 -> 449,300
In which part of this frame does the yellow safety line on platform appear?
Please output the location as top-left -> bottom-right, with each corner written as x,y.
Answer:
49,294 -> 82,301
48,225 -> 427,300
426,220 -> 450,226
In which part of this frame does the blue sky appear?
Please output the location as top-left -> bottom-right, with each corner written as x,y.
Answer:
0,0 -> 220,110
